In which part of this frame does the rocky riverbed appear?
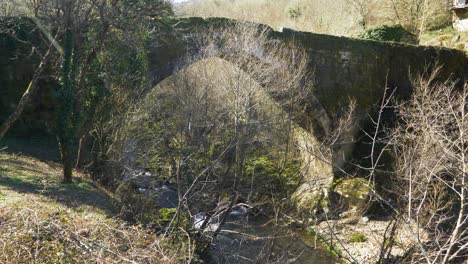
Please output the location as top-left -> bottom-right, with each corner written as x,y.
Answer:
317,217 -> 428,263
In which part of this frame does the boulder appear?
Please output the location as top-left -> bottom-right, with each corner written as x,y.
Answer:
334,178 -> 371,217
120,169 -> 178,209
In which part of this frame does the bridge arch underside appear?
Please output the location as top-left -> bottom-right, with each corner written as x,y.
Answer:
147,17 -> 468,210
144,56 -> 339,209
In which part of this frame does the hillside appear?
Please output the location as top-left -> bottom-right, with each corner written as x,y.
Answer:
177,0 -> 361,35
421,26 -> 468,51
177,0 -> 453,44
0,150 -> 177,263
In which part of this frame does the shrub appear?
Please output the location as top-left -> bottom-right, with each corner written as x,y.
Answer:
288,7 -> 302,19
359,24 -> 417,44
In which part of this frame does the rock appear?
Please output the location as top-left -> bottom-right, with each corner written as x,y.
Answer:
452,35 -> 461,42
193,213 -> 219,232
317,218 -> 429,263
334,178 -> 371,217
154,185 -> 178,208
122,169 -> 157,189
136,185 -> 178,208
120,169 -> 178,208
292,128 -> 334,213
229,203 -> 252,217
288,221 -> 304,229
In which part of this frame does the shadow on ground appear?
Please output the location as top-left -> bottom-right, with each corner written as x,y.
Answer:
0,135 -> 61,162
0,152 -> 115,215
0,173 -> 115,215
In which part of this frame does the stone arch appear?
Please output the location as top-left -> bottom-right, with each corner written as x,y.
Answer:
146,16 -> 467,209
145,55 -> 349,209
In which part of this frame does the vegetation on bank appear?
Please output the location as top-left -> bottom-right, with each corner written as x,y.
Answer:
0,151 -> 179,263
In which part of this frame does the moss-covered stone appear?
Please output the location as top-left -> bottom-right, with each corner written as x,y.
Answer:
334,178 -> 371,216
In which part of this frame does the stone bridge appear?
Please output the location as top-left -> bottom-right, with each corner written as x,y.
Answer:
1,16 -> 467,209
149,17 -> 468,208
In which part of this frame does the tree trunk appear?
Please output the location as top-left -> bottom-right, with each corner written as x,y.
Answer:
0,48 -> 51,140
59,137 -> 73,183
75,135 -> 87,170
57,6 -> 75,184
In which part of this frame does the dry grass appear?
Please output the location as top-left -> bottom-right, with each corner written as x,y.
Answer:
177,0 -> 363,36
177,0 -> 452,38
420,26 -> 468,52
0,152 -> 178,263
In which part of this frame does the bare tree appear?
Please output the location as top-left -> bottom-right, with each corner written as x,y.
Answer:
389,0 -> 435,37
0,40 -> 54,139
390,69 -> 467,263
345,0 -> 374,29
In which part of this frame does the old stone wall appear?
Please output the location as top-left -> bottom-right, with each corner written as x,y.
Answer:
148,17 -> 467,208
154,17 -> 466,116
454,9 -> 468,31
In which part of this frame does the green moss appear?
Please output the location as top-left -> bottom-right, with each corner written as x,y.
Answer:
384,237 -> 403,248
334,178 -> 370,214
307,226 -> 317,236
244,153 -> 302,198
157,208 -> 177,225
349,232 -> 368,243
296,189 -> 330,214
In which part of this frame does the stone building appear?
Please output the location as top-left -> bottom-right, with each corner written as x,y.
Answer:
449,0 -> 468,31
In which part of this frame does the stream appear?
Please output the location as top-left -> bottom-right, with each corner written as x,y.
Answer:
123,171 -> 335,263
199,214 -> 335,263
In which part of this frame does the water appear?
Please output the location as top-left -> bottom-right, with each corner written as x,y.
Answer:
201,215 -> 336,263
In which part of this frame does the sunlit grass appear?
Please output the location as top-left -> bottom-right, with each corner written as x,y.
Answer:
0,152 -> 178,263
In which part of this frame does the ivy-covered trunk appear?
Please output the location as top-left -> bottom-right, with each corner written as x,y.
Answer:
57,12 -> 77,183
59,137 -> 73,183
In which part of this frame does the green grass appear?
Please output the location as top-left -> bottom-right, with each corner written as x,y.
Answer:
420,26 -> 468,52
420,26 -> 456,43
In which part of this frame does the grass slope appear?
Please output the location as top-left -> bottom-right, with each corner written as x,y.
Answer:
421,26 -> 468,52
176,0 -> 451,38
0,151 -> 177,263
